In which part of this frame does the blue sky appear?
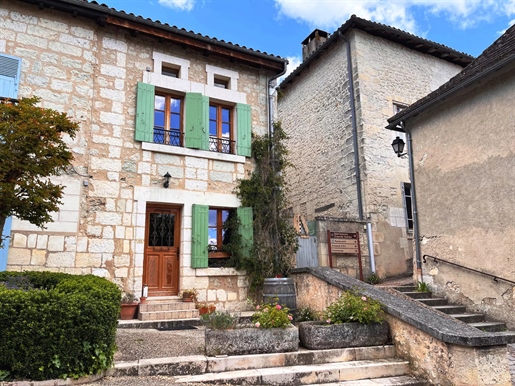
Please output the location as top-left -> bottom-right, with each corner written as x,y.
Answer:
102,0 -> 514,74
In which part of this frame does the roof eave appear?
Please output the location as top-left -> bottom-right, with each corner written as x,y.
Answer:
16,0 -> 287,73
386,55 -> 515,131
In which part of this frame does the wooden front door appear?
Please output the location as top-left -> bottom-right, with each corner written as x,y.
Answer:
143,205 -> 181,296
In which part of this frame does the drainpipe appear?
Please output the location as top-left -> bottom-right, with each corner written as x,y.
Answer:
366,221 -> 376,274
405,125 -> 422,282
339,31 -> 364,221
268,61 -> 288,138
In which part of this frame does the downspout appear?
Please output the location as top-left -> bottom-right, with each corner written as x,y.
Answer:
268,61 -> 288,137
404,124 -> 422,282
339,32 -> 372,274
339,31 -> 364,221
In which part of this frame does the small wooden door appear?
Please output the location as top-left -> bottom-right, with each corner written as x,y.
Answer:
143,205 -> 181,296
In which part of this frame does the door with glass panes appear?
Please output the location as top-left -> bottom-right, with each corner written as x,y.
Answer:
143,205 -> 181,296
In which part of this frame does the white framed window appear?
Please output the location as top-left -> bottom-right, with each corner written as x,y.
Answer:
206,64 -> 238,91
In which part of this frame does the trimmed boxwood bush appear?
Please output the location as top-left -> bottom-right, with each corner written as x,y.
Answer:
0,271 -> 121,381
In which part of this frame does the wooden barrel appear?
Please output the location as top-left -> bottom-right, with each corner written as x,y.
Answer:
262,278 -> 297,313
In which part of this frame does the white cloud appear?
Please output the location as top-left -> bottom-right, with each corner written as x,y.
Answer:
158,0 -> 195,11
498,18 -> 515,35
274,0 -> 514,33
280,56 -> 302,82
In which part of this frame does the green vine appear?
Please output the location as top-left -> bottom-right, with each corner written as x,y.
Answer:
228,121 -> 298,294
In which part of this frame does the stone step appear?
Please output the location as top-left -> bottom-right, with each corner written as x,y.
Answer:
450,313 -> 485,323
310,375 -> 428,385
417,297 -> 448,306
110,346 -> 400,378
138,309 -> 199,321
171,359 -> 411,385
392,286 -> 416,293
431,305 -> 467,314
469,321 -> 507,332
402,291 -> 432,299
139,301 -> 196,312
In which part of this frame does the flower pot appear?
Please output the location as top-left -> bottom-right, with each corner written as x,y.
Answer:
298,321 -> 389,350
199,305 -> 216,315
205,324 -> 298,356
182,293 -> 195,302
119,303 -> 139,320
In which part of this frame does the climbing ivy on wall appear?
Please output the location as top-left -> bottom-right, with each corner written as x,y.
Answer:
228,121 -> 298,294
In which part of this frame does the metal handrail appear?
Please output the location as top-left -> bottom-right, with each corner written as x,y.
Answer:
422,254 -> 515,286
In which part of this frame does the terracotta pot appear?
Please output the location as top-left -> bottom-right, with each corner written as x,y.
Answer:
182,293 -> 195,302
199,305 -> 216,315
119,303 -> 138,320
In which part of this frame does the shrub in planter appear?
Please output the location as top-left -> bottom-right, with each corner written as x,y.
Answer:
298,290 -> 389,350
0,271 -> 120,381
120,292 -> 139,320
204,302 -> 298,356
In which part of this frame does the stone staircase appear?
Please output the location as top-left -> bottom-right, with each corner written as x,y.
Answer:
111,344 -> 427,385
138,297 -> 199,321
393,285 -> 509,332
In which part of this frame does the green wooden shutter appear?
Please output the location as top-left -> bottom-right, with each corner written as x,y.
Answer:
185,93 -> 209,150
236,103 -> 252,157
237,207 -> 253,259
135,82 -> 155,142
191,204 -> 209,268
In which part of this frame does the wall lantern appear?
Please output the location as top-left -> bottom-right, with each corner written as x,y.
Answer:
163,172 -> 171,188
391,136 -> 407,158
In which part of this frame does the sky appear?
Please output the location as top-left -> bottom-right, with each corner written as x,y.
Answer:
100,0 -> 515,76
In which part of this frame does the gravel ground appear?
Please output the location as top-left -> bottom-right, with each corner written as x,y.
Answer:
89,327 -> 237,385
113,327 -> 206,362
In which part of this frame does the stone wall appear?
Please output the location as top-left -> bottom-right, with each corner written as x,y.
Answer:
292,268 -> 513,386
1,1 -> 274,309
278,29 -> 464,279
407,63 -> 515,329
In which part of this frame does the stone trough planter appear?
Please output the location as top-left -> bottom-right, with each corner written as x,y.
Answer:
298,321 -> 389,350
205,325 -> 298,356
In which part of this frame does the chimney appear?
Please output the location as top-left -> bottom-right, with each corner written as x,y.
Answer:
302,29 -> 329,61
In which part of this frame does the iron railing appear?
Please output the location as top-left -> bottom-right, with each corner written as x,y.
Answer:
152,129 -> 234,155
423,254 -> 515,286
209,136 -> 234,154
153,128 -> 181,146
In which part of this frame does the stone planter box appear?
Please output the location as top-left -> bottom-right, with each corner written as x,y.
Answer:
298,321 -> 389,350
205,325 -> 298,356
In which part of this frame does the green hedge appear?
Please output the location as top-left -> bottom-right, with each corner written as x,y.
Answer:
0,271 -> 121,381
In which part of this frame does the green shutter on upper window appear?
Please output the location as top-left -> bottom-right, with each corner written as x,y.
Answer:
236,103 -> 252,157
191,204 -> 209,268
185,93 -> 209,150
237,207 -> 253,259
135,82 -> 155,142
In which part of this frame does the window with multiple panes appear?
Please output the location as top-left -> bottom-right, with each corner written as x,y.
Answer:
154,93 -> 183,146
208,208 -> 231,257
402,182 -> 413,232
135,82 -> 252,157
209,104 -> 233,153
191,205 -> 253,268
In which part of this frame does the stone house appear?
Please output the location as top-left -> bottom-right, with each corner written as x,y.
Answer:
277,16 -> 473,280
386,25 -> 515,328
0,0 -> 286,310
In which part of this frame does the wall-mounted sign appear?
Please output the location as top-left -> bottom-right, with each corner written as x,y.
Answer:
327,231 -> 363,281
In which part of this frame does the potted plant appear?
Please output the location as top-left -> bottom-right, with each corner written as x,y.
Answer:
204,300 -> 298,356
197,302 -> 216,316
180,288 -> 198,303
119,292 -> 139,320
298,290 -> 389,350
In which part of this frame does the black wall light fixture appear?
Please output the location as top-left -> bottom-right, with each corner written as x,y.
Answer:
391,136 -> 408,158
163,172 -> 171,188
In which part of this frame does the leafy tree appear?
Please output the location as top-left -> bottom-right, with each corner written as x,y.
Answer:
0,97 -> 78,245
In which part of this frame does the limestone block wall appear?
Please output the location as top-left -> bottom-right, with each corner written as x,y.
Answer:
278,29 -> 464,278
352,30 -> 465,278
1,1 -> 273,309
407,64 -> 515,328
